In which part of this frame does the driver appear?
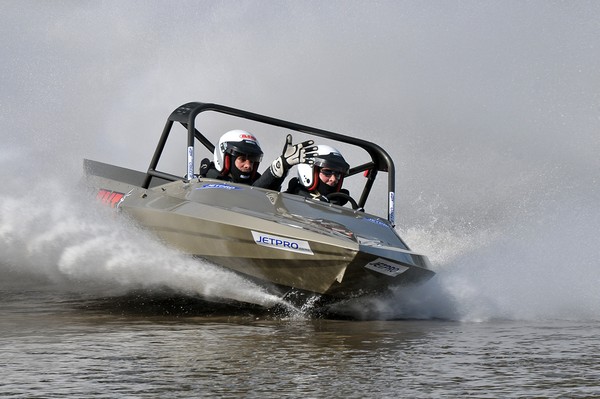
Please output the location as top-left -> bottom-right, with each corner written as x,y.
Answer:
285,144 -> 351,206
200,130 -> 317,191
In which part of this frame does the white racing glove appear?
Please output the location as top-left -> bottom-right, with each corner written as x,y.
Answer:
270,134 -> 318,178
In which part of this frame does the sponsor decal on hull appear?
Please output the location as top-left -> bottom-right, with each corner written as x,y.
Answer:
97,189 -> 125,208
251,231 -> 314,255
364,217 -> 389,228
196,183 -> 242,190
365,257 -> 409,277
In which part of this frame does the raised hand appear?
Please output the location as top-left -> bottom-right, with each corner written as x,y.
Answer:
270,134 -> 318,178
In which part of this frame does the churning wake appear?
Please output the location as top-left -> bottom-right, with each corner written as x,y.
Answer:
0,157 -> 286,310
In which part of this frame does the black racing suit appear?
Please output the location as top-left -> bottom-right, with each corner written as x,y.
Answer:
285,177 -> 349,206
199,158 -> 285,191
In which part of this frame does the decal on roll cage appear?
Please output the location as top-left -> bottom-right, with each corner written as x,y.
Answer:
251,231 -> 314,255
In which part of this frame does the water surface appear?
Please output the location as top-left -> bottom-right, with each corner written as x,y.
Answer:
2,287 -> 598,398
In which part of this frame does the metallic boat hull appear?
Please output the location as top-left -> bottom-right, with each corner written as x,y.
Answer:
83,101 -> 436,306
85,163 -> 434,303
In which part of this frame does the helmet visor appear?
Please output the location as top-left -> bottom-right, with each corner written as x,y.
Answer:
224,141 -> 263,163
313,153 -> 349,174
319,169 -> 343,178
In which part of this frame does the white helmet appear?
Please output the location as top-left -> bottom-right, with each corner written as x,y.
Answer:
213,129 -> 263,174
297,145 -> 349,192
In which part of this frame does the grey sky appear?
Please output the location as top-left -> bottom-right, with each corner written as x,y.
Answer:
2,1 -> 598,229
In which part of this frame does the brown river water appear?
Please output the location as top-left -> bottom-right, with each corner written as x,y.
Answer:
2,283 -> 599,398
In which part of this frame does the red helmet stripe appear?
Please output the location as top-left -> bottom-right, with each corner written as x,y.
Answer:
335,176 -> 344,192
308,166 -> 320,191
251,161 -> 260,180
221,154 -> 231,176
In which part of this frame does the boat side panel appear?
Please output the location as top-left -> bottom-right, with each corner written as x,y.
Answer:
119,198 -> 433,297
123,209 -> 356,294
118,189 -> 357,294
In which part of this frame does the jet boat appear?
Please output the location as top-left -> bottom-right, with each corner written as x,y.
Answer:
84,102 -> 434,306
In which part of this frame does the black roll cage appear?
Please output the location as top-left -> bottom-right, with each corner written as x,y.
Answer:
141,102 -> 397,225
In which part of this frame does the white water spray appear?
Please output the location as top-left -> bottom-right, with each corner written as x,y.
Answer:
0,166 -> 286,309
333,186 -> 600,322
